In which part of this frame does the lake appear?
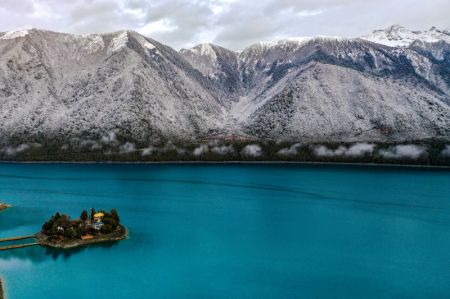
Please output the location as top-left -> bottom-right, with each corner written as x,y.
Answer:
0,163 -> 449,299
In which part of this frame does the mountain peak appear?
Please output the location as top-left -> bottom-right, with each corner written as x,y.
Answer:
180,43 -> 227,56
385,24 -> 406,33
362,25 -> 450,47
244,36 -> 344,53
190,43 -> 216,56
0,29 -> 30,40
179,43 -> 229,66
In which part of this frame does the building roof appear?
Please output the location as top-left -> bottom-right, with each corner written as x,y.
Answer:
93,212 -> 104,218
81,234 -> 94,240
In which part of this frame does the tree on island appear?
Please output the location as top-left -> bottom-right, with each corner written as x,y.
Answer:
42,212 -> 63,231
111,208 -> 120,222
80,210 -> 88,221
41,208 -> 123,240
90,208 -> 96,221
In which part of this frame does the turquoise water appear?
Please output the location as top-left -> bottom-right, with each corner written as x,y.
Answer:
0,163 -> 449,299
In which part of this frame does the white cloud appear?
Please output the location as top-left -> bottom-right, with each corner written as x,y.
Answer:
119,142 -> 136,154
193,144 -> 209,156
379,145 -> 427,159
345,143 -> 376,157
141,146 -> 157,156
314,145 -> 346,157
2,144 -> 30,156
138,19 -> 177,36
0,0 -> 448,50
314,143 -> 375,157
241,144 -> 262,157
101,131 -> 118,144
296,9 -> 323,17
278,143 -> 302,156
211,145 -> 234,155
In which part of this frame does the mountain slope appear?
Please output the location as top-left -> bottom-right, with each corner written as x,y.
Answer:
0,29 -> 224,143
244,61 -> 450,141
180,43 -> 242,101
0,26 -> 449,148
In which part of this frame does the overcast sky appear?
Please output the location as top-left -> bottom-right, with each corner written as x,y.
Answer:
0,0 -> 449,50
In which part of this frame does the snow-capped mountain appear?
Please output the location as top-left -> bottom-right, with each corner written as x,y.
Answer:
0,26 -> 449,147
0,29 -> 225,143
180,43 -> 242,100
362,25 -> 450,47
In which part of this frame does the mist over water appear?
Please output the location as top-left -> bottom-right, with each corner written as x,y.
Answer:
0,163 -> 449,299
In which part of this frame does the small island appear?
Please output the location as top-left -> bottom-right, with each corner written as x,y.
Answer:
36,208 -> 127,249
0,202 -> 11,212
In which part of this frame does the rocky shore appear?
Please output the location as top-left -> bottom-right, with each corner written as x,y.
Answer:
36,225 -> 127,249
0,278 -> 4,299
0,203 -> 10,212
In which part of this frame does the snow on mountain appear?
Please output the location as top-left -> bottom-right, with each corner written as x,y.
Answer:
180,43 -> 221,78
362,25 -> 450,47
0,29 -> 225,143
0,29 -> 30,40
180,43 -> 242,98
255,36 -> 344,49
181,30 -> 450,141
0,26 -> 449,148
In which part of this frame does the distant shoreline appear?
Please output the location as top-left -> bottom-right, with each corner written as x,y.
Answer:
0,160 -> 449,170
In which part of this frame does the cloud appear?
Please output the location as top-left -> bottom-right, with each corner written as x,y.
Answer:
141,146 -> 157,156
314,143 -> 375,157
0,0 -> 449,50
101,131 -> 118,144
441,145 -> 450,157
119,142 -> 136,154
193,144 -> 209,156
379,145 -> 427,159
345,143 -> 376,157
314,145 -> 346,157
278,143 -> 302,156
2,144 -> 30,156
241,144 -> 262,157
211,145 -> 235,155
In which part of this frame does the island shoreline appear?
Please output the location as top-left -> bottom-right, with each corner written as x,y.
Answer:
36,226 -> 128,249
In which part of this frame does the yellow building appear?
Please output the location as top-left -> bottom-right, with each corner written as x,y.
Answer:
93,212 -> 104,223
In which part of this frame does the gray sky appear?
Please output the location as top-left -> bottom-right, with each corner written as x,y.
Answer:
0,0 -> 449,50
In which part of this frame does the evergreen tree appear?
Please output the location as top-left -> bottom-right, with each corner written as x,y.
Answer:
80,210 -> 88,221
111,208 -> 120,222
90,208 -> 96,221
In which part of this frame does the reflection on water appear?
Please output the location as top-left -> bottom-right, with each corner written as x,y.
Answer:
45,242 -> 121,261
0,243 -> 122,271
0,246 -> 47,264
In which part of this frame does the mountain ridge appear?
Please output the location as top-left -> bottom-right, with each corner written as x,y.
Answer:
0,25 -> 449,148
